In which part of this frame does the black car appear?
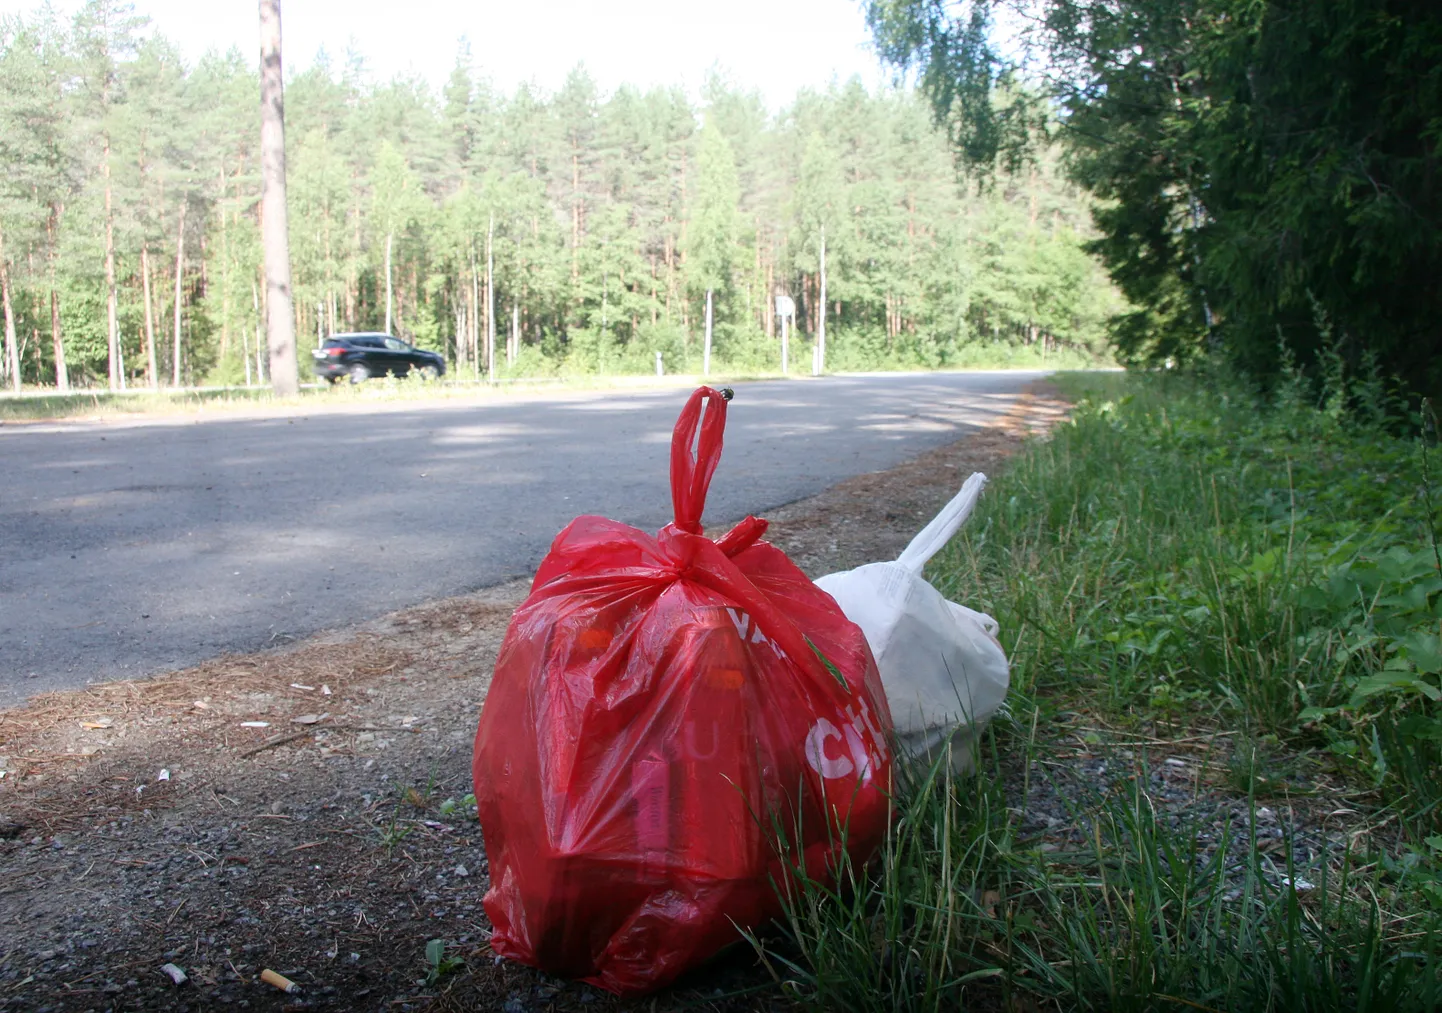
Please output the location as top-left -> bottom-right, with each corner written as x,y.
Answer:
311,333 -> 446,383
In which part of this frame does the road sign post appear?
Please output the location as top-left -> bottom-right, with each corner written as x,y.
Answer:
774,295 -> 795,376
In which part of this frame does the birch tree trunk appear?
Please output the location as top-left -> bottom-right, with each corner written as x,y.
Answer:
510,300 -> 518,365
218,163 -> 230,360
172,201 -> 186,386
259,0 -> 300,396
453,291 -> 465,373
50,289 -> 66,390
469,249 -> 480,380
383,231 -> 393,334
241,305 -> 252,386
703,288 -> 713,376
815,224 -> 827,375
104,139 -> 120,390
141,246 -> 157,388
251,280 -> 265,383
485,212 -> 495,382
570,152 -> 580,283
47,203 -> 68,390
0,223 -> 18,393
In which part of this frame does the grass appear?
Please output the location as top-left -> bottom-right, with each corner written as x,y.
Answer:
753,364 -> 1442,1011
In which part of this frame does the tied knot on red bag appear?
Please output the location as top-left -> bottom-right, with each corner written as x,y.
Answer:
668,385 -> 728,537
666,385 -> 769,560
472,385 -> 895,996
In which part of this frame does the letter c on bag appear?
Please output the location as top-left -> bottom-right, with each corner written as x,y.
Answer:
805,719 -> 854,779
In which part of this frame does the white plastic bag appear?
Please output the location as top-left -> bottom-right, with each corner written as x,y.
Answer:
815,473 -> 1008,773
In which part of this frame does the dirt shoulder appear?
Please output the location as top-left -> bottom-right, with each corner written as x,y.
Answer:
0,386 -> 1070,1013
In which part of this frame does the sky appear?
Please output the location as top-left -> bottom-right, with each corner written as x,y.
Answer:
1,0 -> 896,110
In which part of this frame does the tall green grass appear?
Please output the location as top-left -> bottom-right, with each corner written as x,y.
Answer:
757,748 -> 1439,1012
755,367 -> 1442,1010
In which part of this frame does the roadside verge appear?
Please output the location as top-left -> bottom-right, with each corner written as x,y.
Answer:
0,385 -> 1070,1012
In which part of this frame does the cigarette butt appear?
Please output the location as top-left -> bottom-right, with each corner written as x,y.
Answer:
260,968 -> 300,994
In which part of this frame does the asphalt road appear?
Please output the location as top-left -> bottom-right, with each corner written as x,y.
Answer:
0,371 -> 1047,703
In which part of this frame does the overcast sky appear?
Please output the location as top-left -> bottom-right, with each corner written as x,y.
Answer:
1,0 -> 895,109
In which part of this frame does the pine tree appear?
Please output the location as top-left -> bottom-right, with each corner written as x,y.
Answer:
0,5 -> 1119,389
684,122 -> 739,374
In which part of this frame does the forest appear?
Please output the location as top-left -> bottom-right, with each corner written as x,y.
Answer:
0,2 -> 1117,392
869,0 -> 1442,400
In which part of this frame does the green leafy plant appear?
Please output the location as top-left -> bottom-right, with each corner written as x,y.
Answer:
423,938 -> 465,986
437,793 -> 477,817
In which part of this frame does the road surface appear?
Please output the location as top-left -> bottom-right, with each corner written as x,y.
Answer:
0,372 -> 1047,703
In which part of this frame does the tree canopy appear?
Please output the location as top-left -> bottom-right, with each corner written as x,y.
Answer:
867,0 -> 1442,400
0,6 -> 1119,389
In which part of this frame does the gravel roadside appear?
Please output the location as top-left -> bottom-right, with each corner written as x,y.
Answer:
0,388 -> 1068,1013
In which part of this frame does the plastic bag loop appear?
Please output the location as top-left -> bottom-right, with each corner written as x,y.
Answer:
895,472 -> 987,573
670,386 -> 729,535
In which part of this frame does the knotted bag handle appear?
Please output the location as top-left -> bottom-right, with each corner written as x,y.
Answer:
895,472 -> 988,573
661,386 -> 846,692
670,386 -> 731,535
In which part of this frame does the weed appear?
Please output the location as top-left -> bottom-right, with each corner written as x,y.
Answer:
424,938 -> 466,986
378,808 -> 414,857
401,762 -> 445,811
437,793 -> 477,818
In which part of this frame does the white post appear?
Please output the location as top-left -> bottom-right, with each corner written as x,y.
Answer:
781,314 -> 788,375
655,350 -> 663,376
703,288 -> 713,376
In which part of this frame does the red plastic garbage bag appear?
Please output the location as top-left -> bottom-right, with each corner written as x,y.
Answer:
472,385 -> 894,996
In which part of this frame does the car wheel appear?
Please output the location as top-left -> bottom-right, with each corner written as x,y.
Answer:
347,363 -> 369,385
419,364 -> 440,381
